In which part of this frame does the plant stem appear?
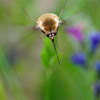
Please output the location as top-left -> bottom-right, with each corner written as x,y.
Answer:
45,69 -> 52,100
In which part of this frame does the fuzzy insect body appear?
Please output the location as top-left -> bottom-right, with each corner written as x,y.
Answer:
37,13 -> 59,40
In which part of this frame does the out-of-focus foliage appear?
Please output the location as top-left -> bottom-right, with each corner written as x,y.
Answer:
0,0 -> 100,100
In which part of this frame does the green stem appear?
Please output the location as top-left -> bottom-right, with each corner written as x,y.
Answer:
45,70 -> 52,100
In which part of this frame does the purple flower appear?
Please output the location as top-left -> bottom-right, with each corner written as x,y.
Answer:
95,62 -> 100,79
94,82 -> 100,97
65,26 -> 84,42
71,52 -> 87,67
89,32 -> 100,52
95,62 -> 100,71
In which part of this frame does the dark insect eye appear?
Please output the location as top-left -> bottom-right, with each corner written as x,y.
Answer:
54,32 -> 57,35
46,34 -> 49,37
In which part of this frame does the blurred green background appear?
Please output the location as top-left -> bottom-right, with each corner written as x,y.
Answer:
0,0 -> 100,100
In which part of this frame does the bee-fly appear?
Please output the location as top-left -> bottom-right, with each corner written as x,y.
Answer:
22,0 -> 67,64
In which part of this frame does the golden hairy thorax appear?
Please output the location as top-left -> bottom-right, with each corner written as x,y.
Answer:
37,13 -> 59,33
